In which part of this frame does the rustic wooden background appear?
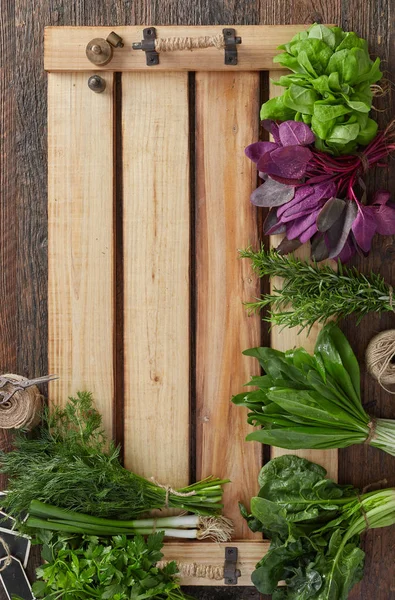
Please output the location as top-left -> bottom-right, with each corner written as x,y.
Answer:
1,0 -> 395,598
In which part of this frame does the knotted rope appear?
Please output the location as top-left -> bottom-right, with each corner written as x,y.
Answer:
154,34 -> 225,52
366,330 -> 395,393
0,538 -> 12,572
157,560 -> 224,580
0,374 -> 42,430
150,477 -> 196,508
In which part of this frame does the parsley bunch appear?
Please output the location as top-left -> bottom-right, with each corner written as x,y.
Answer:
32,531 -> 193,600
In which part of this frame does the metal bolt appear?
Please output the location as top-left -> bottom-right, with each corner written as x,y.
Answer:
91,44 -> 102,55
88,75 -> 106,93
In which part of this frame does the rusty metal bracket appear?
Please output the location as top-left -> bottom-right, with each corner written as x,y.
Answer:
132,27 -> 159,66
223,28 -> 241,65
224,547 -> 241,585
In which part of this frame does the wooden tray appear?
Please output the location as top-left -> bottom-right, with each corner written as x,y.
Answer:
46,25 -> 337,586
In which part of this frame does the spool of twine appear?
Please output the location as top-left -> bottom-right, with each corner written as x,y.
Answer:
0,374 -> 42,430
366,331 -> 395,393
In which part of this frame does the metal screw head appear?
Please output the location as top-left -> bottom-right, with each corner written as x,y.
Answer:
88,75 -> 106,93
91,44 -> 102,55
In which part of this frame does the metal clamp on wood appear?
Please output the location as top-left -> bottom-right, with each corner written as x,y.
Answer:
132,28 -> 159,66
86,31 -> 124,66
132,27 -> 241,66
224,547 -> 241,585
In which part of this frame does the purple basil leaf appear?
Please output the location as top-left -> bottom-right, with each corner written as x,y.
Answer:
336,237 -> 356,262
351,206 -> 377,253
306,174 -> 335,185
278,181 -> 336,219
311,233 -> 329,262
374,203 -> 395,235
280,202 -> 326,223
286,210 -> 320,241
245,141 -> 278,164
258,145 -> 312,180
276,237 -> 303,255
277,186 -> 314,218
372,190 -> 391,206
263,209 -> 287,235
317,198 -> 346,232
326,200 -> 358,259
250,178 -> 295,208
300,223 -> 319,244
278,121 -> 315,147
261,119 -> 281,144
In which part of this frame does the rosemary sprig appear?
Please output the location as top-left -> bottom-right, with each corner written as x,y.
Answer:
240,247 -> 393,330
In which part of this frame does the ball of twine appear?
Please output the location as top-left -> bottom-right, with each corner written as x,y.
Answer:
0,374 -> 43,430
366,330 -> 395,393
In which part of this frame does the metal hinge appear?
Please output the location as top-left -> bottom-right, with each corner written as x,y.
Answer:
224,547 -> 241,585
222,28 -> 241,65
132,28 -> 159,66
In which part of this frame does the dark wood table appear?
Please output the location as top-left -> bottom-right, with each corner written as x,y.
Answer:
1,0 -> 395,598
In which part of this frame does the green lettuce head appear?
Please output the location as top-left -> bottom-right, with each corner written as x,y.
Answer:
261,24 -> 382,154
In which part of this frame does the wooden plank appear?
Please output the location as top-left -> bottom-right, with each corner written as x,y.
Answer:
268,70 -> 338,481
161,541 -> 269,586
122,72 -> 190,488
44,25 -> 309,72
48,72 -> 115,439
195,72 -> 262,539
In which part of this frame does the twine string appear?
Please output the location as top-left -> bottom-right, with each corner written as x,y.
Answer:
157,560 -> 224,580
0,374 -> 43,430
150,477 -> 196,508
154,34 -> 225,53
364,420 -> 377,445
356,151 -> 370,173
0,537 -> 12,572
357,495 -> 370,531
366,330 -> 395,394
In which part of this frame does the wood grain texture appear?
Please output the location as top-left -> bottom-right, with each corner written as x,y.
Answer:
338,1 -> 395,598
48,72 -> 115,438
0,0 -> 17,486
162,541 -> 269,586
268,70 -> 338,481
195,71 -> 262,539
2,0 -> 394,597
44,25 -> 309,72
122,72 -> 190,488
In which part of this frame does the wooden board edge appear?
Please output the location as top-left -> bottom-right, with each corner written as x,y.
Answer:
44,25 -> 317,72
161,540 -> 268,586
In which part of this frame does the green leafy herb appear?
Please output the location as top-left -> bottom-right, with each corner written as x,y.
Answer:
242,454 -> 395,599
261,24 -> 382,154
239,247 -> 393,330
32,530 -> 194,600
232,322 -> 395,456
0,393 -> 228,519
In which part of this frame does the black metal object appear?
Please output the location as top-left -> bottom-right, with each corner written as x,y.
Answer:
88,75 -> 107,93
132,27 -> 159,66
223,28 -> 242,65
224,547 -> 241,585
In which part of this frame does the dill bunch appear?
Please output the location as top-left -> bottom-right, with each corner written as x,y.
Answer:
0,392 -> 228,519
240,247 -> 393,330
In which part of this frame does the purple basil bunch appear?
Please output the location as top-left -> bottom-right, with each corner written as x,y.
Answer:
246,120 -> 395,261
